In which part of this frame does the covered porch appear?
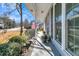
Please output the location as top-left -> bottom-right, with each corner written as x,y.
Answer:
25,3 -> 60,56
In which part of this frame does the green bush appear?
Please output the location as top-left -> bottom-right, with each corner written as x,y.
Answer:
0,36 -> 27,56
0,42 -> 21,56
7,42 -> 21,56
25,29 -> 35,39
0,43 -> 9,56
9,36 -> 26,45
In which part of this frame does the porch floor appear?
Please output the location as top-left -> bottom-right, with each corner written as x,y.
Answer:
30,31 -> 54,56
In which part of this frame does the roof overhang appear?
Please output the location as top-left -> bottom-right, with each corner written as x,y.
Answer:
25,3 -> 52,23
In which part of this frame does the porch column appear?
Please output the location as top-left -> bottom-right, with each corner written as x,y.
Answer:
62,3 -> 66,49
44,20 -> 46,31
35,4 -> 37,37
53,4 -> 55,40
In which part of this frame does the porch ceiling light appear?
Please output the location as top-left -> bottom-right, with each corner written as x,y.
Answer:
31,9 -> 33,12
41,10 -> 44,13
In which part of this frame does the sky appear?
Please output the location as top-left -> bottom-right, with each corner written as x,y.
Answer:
0,3 -> 35,23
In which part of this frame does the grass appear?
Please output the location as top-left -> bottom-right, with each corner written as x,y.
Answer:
0,31 -> 20,44
0,28 -> 32,45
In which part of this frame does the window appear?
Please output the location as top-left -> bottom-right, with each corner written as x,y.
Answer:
55,3 -> 62,44
66,3 -> 79,55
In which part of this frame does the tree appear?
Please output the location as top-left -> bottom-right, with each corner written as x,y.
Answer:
0,3 -> 16,16
0,4 -> 17,29
24,19 -> 31,29
12,20 -> 16,28
0,16 -> 16,29
0,3 -> 23,35
16,3 -> 23,36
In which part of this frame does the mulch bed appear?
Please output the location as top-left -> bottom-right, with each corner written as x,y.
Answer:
21,39 -> 35,56
21,46 -> 33,56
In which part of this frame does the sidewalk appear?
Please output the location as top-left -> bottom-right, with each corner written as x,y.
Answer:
31,32 -> 54,56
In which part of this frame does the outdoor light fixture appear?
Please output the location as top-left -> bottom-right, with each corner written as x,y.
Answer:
41,10 -> 44,13
31,9 -> 33,12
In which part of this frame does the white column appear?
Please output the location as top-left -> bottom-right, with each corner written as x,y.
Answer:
53,4 -> 55,40
35,4 -> 37,37
49,10 -> 51,36
62,3 -> 66,49
44,20 -> 46,31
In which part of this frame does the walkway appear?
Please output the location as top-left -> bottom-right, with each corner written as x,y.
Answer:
30,33 -> 54,56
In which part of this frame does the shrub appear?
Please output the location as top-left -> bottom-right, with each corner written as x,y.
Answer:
0,42 -> 22,56
25,29 -> 35,39
0,36 -> 27,56
7,42 -> 21,56
0,43 -> 9,56
9,36 -> 26,46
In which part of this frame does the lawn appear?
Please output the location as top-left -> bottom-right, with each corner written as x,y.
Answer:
0,31 -> 20,44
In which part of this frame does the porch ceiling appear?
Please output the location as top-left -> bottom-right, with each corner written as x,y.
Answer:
25,3 -> 52,23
